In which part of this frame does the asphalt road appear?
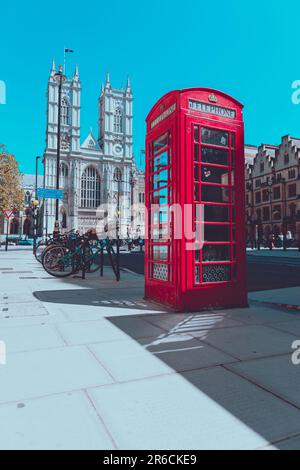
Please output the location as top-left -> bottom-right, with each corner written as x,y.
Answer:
111,252 -> 300,292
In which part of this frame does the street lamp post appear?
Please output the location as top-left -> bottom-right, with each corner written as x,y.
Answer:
35,156 -> 41,199
31,199 -> 39,255
53,65 -> 66,231
129,172 -> 135,224
266,178 -> 274,250
113,175 -> 121,281
33,156 -> 41,254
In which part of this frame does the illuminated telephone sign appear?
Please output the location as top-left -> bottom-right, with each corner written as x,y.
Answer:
145,88 -> 247,311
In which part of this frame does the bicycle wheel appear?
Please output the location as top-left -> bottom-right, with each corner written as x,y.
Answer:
42,244 -> 80,277
35,241 -> 47,263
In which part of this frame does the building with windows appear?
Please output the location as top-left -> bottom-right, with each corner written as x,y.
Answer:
245,135 -> 300,245
42,61 -> 145,237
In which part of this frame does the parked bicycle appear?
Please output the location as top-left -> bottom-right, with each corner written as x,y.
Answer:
35,229 -> 77,263
41,230 -> 120,281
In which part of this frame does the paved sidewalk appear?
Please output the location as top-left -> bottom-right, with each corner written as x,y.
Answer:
247,248 -> 300,258
1,250 -> 300,449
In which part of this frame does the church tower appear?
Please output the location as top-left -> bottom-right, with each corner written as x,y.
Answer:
98,73 -> 133,158
45,59 -> 81,153
43,60 -> 82,232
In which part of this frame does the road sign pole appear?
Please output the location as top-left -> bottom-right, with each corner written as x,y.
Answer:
5,219 -> 9,251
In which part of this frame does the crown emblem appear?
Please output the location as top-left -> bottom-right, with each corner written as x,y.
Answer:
208,94 -> 217,103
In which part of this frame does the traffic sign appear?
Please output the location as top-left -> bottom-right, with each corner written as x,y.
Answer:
3,210 -> 13,219
37,188 -> 64,199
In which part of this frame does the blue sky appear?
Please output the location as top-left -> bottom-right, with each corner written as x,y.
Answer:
0,0 -> 299,174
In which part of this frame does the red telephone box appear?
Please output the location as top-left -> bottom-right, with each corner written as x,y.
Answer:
145,88 -> 247,312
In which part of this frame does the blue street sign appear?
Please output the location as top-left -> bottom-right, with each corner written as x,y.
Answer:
37,188 -> 64,199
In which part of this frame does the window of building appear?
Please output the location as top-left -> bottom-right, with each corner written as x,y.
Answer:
288,169 -> 296,179
288,183 -> 296,198
262,206 -> 270,221
139,192 -> 145,203
289,204 -> 296,217
256,208 -> 261,220
255,179 -> 261,188
262,189 -> 269,202
80,166 -> 101,208
273,205 -> 281,220
255,191 -> 261,204
284,153 -> 289,164
113,108 -> 122,133
61,97 -> 70,125
246,194 -> 249,205
260,162 -> 264,173
273,186 -> 280,199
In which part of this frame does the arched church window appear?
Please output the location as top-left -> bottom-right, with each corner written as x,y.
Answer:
114,168 -> 122,182
113,167 -> 122,193
113,108 -> 122,133
59,162 -> 69,189
80,166 -> 101,208
61,97 -> 70,125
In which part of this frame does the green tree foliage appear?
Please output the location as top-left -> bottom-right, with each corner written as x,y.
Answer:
0,145 -> 24,213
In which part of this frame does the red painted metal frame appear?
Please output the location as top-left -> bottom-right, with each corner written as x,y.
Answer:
145,88 -> 248,312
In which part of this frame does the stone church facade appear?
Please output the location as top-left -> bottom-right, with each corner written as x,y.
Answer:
43,60 -> 145,237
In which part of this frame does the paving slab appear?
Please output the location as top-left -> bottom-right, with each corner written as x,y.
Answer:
57,319 -> 131,345
249,287 -> 300,306
199,324 -> 297,360
138,333 -> 237,371
269,319 -> 300,336
143,312 -> 243,332
0,302 -> 49,319
216,305 -> 298,325
182,367 -> 300,447
227,354 -> 300,409
50,303 -> 161,323
262,434 -> 300,450
88,373 -> 276,450
0,293 -> 39,304
0,346 -> 113,403
0,391 -> 115,450
0,324 -> 64,352
0,306 -> 67,327
90,339 -> 174,382
108,316 -> 167,339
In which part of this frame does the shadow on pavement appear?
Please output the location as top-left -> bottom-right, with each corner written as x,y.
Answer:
106,311 -> 300,450
33,288 -> 163,312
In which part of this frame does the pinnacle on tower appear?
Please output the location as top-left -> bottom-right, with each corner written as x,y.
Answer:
73,64 -> 79,81
105,71 -> 111,89
50,58 -> 56,79
126,75 -> 131,94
